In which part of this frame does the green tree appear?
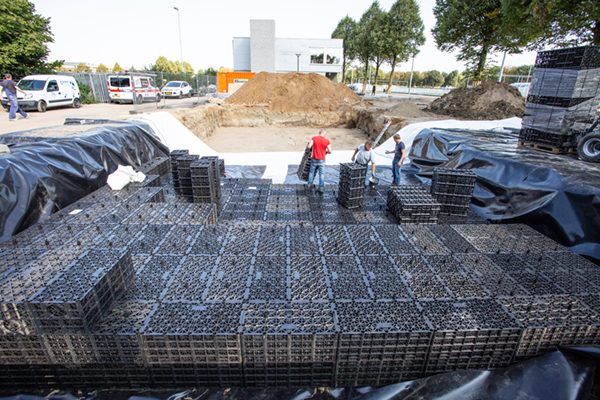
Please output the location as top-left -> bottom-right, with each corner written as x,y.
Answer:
96,63 -> 108,73
183,62 -> 194,74
153,56 -> 174,72
332,15 -> 358,83
422,70 -> 445,86
0,0 -> 61,77
444,70 -> 463,86
383,0 -> 426,93
76,63 -> 90,73
410,71 -> 424,87
204,67 -> 217,76
355,1 -> 385,92
432,0 -> 528,80
112,62 -> 123,72
502,0 -> 599,47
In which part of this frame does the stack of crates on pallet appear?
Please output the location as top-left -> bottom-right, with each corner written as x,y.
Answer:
176,154 -> 199,199
387,185 -> 441,224
297,148 -> 312,182
337,163 -> 367,209
520,45 -> 600,150
431,168 -> 476,216
200,156 -> 222,199
169,149 -> 189,192
191,159 -> 217,203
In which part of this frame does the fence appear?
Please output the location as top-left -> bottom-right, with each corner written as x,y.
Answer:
58,71 -> 218,112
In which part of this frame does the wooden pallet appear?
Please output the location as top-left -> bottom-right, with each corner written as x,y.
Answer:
518,141 -> 577,154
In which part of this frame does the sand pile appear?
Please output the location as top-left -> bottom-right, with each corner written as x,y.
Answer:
223,72 -> 361,112
429,81 -> 525,120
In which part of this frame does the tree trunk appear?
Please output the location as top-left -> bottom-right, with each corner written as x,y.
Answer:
387,56 -> 397,94
362,60 -> 369,94
475,43 -> 489,80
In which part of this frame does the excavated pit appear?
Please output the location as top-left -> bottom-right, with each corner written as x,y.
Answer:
167,72 -> 523,152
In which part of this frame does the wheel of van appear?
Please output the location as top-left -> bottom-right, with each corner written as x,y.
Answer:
156,93 -> 161,102
37,100 -> 47,112
73,98 -> 81,108
578,133 -> 600,163
136,95 -> 143,105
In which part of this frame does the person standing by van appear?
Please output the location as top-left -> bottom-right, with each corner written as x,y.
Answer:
1,74 -> 28,121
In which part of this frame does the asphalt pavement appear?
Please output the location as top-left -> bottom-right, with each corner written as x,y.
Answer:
0,95 -> 209,136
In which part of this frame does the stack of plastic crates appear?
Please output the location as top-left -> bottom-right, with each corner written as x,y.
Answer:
337,163 -> 367,209
191,159 -> 218,203
431,168 -> 476,216
176,154 -> 199,199
200,156 -> 222,200
387,185 -> 440,224
169,149 -> 189,192
519,45 -> 600,150
296,148 -> 312,182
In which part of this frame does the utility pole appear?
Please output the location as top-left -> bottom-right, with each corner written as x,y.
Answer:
174,7 -> 184,73
498,51 -> 507,82
295,53 -> 301,72
408,57 -> 415,94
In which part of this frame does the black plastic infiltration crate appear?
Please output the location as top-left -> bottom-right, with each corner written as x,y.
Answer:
388,186 -> 441,224
297,148 -> 312,182
431,168 -> 476,216
5,181 -> 600,390
338,163 -> 367,209
520,46 -> 600,145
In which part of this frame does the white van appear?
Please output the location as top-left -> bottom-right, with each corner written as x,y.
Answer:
107,73 -> 161,104
0,75 -> 82,112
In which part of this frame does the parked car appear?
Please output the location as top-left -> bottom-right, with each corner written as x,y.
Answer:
1,75 -> 82,112
107,73 -> 160,104
161,81 -> 191,98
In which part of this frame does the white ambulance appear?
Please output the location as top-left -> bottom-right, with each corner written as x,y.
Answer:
107,73 -> 161,104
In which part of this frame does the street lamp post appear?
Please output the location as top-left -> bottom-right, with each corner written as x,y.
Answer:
174,7 -> 184,73
295,53 -> 301,72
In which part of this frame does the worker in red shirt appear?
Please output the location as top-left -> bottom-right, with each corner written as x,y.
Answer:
306,128 -> 332,193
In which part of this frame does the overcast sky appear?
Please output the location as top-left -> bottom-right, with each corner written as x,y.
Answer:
33,0 -> 537,74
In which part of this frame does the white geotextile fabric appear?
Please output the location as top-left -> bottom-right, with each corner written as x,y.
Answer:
132,112 -> 522,184
107,165 -> 146,190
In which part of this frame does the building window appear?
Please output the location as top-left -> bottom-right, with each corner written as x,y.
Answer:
311,48 -> 324,64
311,48 -> 341,65
326,48 -> 341,65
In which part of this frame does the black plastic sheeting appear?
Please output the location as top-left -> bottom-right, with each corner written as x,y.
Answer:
0,122 -> 169,243
409,128 -> 600,262
1,347 -> 598,400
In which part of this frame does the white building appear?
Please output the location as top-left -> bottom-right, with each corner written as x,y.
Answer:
233,20 -> 343,81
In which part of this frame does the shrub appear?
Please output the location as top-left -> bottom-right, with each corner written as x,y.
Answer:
77,82 -> 98,104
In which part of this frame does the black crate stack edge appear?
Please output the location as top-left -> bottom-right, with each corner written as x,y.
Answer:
297,148 -> 312,182
337,163 -> 367,209
387,185 -> 441,224
431,168 -> 476,216
169,149 -> 188,192
520,45 -> 600,149
176,154 -> 199,199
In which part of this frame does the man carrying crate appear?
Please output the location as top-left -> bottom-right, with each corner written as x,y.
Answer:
306,128 -> 332,193
351,140 -> 376,186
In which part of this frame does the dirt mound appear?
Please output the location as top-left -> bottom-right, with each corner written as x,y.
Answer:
387,100 -> 436,119
428,81 -> 525,120
223,72 -> 361,112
